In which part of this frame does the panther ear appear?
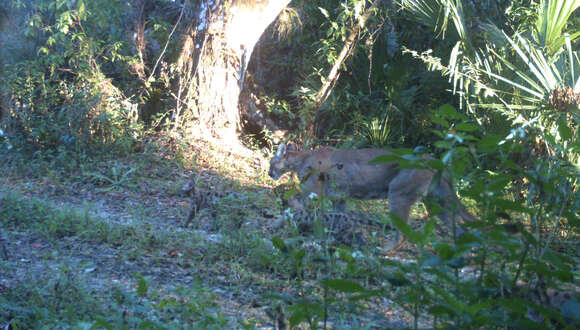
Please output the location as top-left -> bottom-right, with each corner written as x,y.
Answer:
275,143 -> 287,158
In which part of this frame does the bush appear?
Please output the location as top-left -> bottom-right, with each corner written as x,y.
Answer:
0,0 -> 141,157
267,104 -> 579,328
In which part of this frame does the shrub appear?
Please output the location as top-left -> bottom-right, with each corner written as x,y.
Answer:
0,0 -> 141,157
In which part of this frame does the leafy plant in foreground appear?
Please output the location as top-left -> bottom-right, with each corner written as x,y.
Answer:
351,104 -> 578,327
270,103 -> 579,328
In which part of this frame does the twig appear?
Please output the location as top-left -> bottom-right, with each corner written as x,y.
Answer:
146,4 -> 186,85
306,0 -> 383,137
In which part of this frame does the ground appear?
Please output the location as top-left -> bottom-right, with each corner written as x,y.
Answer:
0,136 -> 429,329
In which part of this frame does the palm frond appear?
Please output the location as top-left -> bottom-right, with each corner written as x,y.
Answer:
399,0 -> 445,35
403,0 -> 580,122
535,0 -> 580,56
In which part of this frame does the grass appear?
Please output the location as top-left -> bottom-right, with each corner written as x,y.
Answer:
0,141 -> 306,327
1,267 -> 105,328
0,189 -> 263,328
1,133 -> 578,328
0,140 -> 401,327
0,266 -> 227,329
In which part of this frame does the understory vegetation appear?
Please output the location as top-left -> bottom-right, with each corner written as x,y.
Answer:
1,0 -> 579,328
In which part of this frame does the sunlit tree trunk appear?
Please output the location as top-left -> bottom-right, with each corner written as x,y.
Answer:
186,0 -> 291,140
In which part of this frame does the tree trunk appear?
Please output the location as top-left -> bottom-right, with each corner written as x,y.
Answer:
187,0 -> 291,139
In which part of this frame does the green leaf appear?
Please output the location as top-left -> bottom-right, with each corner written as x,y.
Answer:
535,0 -> 580,55
477,135 -> 503,152
494,198 -> 529,213
313,218 -> 325,239
138,321 -> 157,328
348,289 -> 383,300
455,122 -> 479,132
434,140 -> 452,149
434,243 -> 455,260
432,116 -> 450,128
425,158 -> 445,170
291,248 -> 306,263
318,7 -> 330,18
390,213 -> 423,243
467,300 -> 492,315
391,148 -> 416,156
520,229 -> 538,247
283,189 -> 299,200
91,317 -> 114,330
137,274 -> 148,297
439,104 -> 465,120
451,158 -> 468,175
78,0 -> 86,15
432,285 -> 466,312
289,309 -> 308,328
384,273 -> 411,287
496,297 -> 528,314
428,304 -> 457,317
322,279 -> 366,293
422,218 -> 435,238
271,237 -> 287,253
557,118 -> 572,140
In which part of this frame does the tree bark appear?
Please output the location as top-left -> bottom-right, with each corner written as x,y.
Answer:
187,0 -> 291,139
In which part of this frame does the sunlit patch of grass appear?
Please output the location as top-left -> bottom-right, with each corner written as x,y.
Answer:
0,191 -> 175,252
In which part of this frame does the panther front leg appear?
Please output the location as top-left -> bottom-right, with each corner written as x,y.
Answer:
385,169 -> 431,251
384,194 -> 414,251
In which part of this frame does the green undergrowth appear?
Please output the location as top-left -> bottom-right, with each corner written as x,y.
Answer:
0,191 -> 150,248
0,190 -> 274,267
0,264 -> 227,329
0,155 -> 413,327
0,191 -> 271,328
1,115 -> 577,328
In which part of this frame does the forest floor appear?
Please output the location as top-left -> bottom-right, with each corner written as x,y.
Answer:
5,134 -> 568,329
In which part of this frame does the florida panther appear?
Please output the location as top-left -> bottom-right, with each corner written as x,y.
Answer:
268,143 -> 475,248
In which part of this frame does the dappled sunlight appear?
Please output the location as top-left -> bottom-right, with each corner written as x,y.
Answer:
185,134 -> 274,189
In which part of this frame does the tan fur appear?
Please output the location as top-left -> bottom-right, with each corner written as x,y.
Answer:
269,143 -> 475,247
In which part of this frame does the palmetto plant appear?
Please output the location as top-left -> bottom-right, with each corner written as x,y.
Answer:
360,113 -> 392,147
389,3 -> 580,327
400,0 -> 580,151
535,0 -> 580,56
